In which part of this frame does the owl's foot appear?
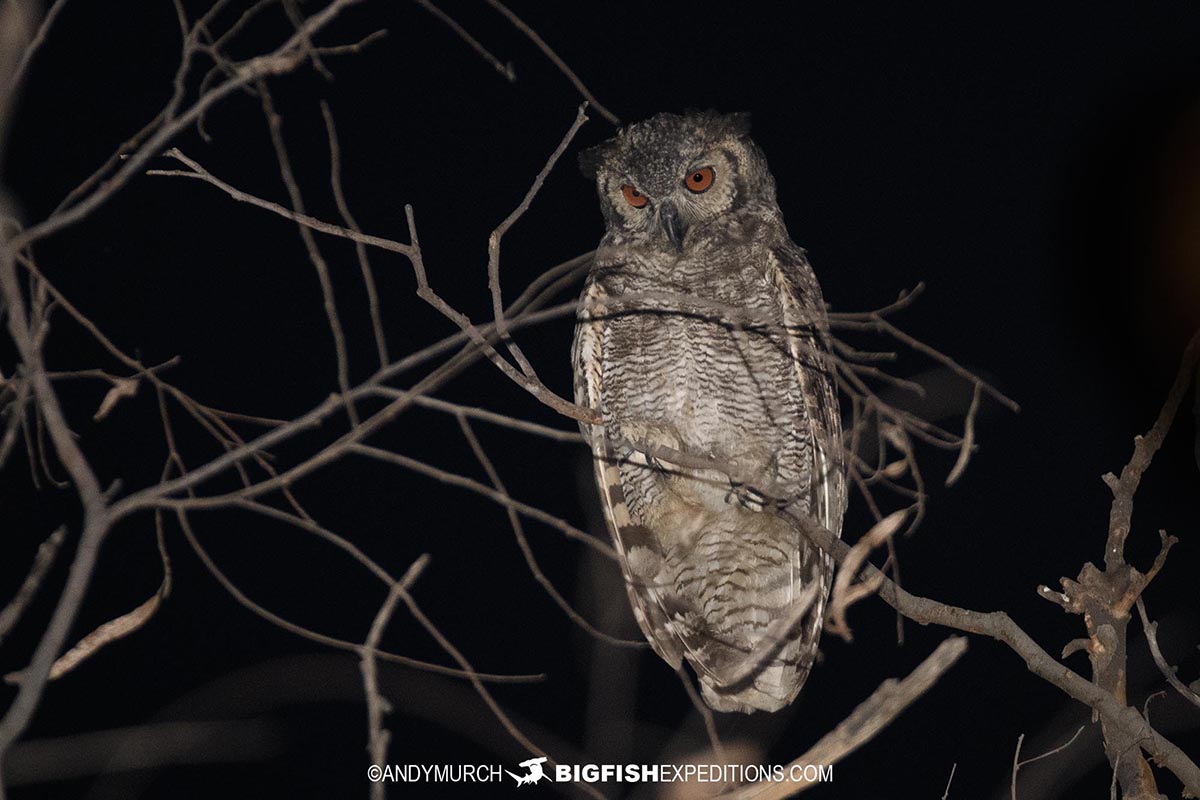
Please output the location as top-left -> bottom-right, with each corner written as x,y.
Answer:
724,481 -> 769,512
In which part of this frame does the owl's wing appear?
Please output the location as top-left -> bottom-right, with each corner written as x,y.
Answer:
571,276 -> 685,670
767,240 -> 847,537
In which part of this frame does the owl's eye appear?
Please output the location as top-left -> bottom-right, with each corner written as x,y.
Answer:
684,166 -> 715,193
621,185 -> 648,208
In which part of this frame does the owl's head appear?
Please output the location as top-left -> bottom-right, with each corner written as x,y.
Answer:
579,110 -> 776,252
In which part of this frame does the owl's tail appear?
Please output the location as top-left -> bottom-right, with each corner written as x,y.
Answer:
656,504 -> 830,713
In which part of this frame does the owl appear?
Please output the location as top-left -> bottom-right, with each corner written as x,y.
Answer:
572,111 -> 846,713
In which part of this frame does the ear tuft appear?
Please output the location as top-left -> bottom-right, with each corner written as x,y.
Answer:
578,143 -> 610,180
724,111 -> 752,137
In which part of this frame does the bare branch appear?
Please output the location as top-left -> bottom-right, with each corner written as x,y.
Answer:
487,104 -> 589,378
395,580 -> 606,800
724,636 -> 968,799
361,554 -> 430,800
826,510 -> 904,642
174,507 -> 540,684
13,0 -> 368,250
256,81 -> 358,426
1011,725 -> 1087,800
410,0 -> 515,82
674,663 -> 729,770
783,508 -> 1200,796
0,527 -> 65,646
457,416 -> 643,648
148,149 -> 415,257
1105,329 -> 1200,568
346,443 -> 616,560
320,100 -> 389,369
4,526 -> 172,685
483,0 -> 619,124
1136,597 -> 1200,711
942,763 -> 957,800
1,0 -> 68,106
944,382 -> 980,487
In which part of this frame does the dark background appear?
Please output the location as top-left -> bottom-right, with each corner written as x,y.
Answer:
2,2 -> 1199,798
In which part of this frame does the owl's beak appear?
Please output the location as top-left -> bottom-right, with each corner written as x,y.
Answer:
658,202 -> 686,251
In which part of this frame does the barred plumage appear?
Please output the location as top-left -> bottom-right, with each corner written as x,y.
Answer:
573,111 -> 845,713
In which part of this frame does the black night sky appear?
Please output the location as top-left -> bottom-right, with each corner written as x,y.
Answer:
1,2 -> 1199,799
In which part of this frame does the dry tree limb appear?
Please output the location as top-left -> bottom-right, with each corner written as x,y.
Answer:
487,103 -> 589,379
0,0 -> 66,107
107,295 -> 586,520
0,207 -> 113,789
11,0 -> 368,251
345,443 -> 616,559
724,636 -> 968,800
0,3 -> 604,792
154,393 -> 538,687
361,554 -> 430,800
0,528 -> 65,647
411,0 -> 515,82
1135,598 -> 1200,712
92,377 -> 139,421
372,386 -> 583,443
256,82 -> 358,426
456,416 -> 644,648
150,141 -> 605,438
148,149 -> 417,258
784,509 -> 1200,797
831,309 -> 1020,414
944,382 -> 980,487
673,662 -> 729,772
4,525 -> 173,686
1010,725 -> 1088,800
281,0 -> 332,79
154,397 -> 543,688
1106,331 -> 1200,566
825,509 -> 904,642
942,763 -> 957,800
394,578 -> 607,800
1035,329 -> 1200,799
483,0 -> 620,124
173,506 -> 539,684
320,100 -> 389,369
0,377 -> 32,470
401,136 -> 600,425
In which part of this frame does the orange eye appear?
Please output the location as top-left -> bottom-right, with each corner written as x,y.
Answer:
621,185 -> 648,208
684,166 -> 715,193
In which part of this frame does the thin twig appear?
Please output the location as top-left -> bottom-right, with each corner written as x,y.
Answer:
941,763 -> 957,800
486,104 -> 589,378
256,82 -> 358,427
320,100 -> 389,369
395,583 -> 606,800
782,508 -> 1200,796
173,507 -> 540,684
0,528 -> 66,646
483,0 -> 619,124
724,637 -> 968,799
1,0 -> 69,104
361,554 -> 430,800
1010,724 -> 1088,800
411,0 -> 515,81
456,416 -> 642,648
1136,598 -> 1200,711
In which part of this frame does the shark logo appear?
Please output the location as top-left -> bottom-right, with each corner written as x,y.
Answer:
507,756 -> 550,786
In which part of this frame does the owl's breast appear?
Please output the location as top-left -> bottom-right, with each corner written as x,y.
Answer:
597,253 -> 811,495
